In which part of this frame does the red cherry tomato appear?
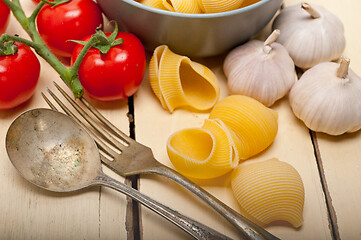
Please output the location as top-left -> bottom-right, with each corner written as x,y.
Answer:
0,43 -> 40,109
36,0 -> 103,58
70,32 -> 146,101
0,0 -> 10,34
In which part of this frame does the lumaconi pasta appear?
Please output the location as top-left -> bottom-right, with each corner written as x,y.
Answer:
231,158 -> 305,228
162,0 -> 202,13
240,0 -> 261,7
199,0 -> 244,13
149,45 -> 220,112
141,0 -> 168,10
166,95 -> 278,179
209,95 -> 278,159
140,0 -> 259,13
167,119 -> 239,179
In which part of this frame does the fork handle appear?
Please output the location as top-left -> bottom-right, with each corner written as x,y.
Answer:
149,165 -> 280,240
94,172 -> 232,240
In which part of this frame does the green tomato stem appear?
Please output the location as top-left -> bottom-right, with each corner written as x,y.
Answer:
29,1 -> 45,23
1,0 -> 84,98
69,36 -> 98,78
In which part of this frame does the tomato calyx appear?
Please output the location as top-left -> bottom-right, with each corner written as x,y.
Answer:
71,23 -> 124,55
40,0 -> 71,7
0,39 -> 18,56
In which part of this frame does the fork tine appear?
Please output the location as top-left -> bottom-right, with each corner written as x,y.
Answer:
51,81 -> 129,149
42,88 -> 120,162
80,96 -> 132,143
41,92 -> 58,110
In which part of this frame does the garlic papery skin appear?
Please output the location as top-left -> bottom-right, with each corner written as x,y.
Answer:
289,57 -> 361,135
223,29 -> 296,107
272,2 -> 346,69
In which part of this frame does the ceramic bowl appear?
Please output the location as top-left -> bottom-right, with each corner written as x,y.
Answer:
97,0 -> 283,57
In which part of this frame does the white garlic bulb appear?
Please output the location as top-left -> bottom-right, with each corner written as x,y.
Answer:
223,29 -> 296,107
289,57 -> 361,135
272,2 -> 346,69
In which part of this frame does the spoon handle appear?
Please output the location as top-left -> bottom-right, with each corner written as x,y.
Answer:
94,172 -> 231,240
149,164 -> 280,240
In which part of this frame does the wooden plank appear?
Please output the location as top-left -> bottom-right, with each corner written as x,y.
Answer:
0,8 -> 98,238
0,2 -> 129,238
134,32 -> 331,239
311,0 -> 361,239
284,0 -> 361,239
0,57 -> 102,239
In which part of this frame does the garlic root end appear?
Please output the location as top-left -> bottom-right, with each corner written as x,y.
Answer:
263,29 -> 281,54
301,2 -> 321,19
337,57 -> 350,79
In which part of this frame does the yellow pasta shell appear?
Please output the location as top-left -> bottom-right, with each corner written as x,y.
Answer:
200,0 -> 244,13
141,0 -> 168,10
149,45 -> 220,112
240,0 -> 261,7
209,95 -> 278,159
162,0 -> 202,13
149,45 -> 169,110
167,119 -> 239,179
231,158 -> 305,228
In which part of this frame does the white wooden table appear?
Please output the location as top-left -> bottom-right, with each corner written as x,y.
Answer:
0,0 -> 360,239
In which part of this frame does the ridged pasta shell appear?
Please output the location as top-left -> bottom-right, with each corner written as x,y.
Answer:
141,0 -> 168,10
240,0 -> 261,7
162,0 -> 202,13
209,95 -> 278,159
149,45 -> 168,109
149,45 -> 220,112
199,0 -> 244,13
231,158 -> 305,227
167,119 -> 239,179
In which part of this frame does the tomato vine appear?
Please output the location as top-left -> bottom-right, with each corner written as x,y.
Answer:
0,0 -> 105,99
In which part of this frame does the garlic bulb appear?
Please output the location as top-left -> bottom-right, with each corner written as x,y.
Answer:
289,57 -> 361,135
272,2 -> 346,69
223,29 -> 296,106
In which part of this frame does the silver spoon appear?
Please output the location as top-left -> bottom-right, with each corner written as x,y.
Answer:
5,108 -> 231,240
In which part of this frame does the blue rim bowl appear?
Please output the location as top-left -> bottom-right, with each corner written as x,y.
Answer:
97,0 -> 283,57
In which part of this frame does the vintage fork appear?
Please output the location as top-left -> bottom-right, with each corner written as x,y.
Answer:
43,81 -> 279,240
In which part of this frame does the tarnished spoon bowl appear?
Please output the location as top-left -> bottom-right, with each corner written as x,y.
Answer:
5,108 -> 231,240
6,108 -> 100,192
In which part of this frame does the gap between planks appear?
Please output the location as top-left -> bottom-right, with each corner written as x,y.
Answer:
296,67 -> 341,240
125,95 -> 142,240
295,67 -> 340,240
96,95 -> 141,240
125,68 -> 341,240
309,130 -> 340,240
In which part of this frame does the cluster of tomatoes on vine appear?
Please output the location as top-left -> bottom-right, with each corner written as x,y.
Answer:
0,0 -> 146,110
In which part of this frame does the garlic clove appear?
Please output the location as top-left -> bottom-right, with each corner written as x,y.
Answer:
272,2 -> 346,69
289,57 -> 361,135
223,29 -> 296,107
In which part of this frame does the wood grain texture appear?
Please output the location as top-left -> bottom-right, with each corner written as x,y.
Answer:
286,1 -> 361,239
0,2 -> 129,239
1,0 -> 360,239
134,0 -> 361,239
134,50 -> 331,240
